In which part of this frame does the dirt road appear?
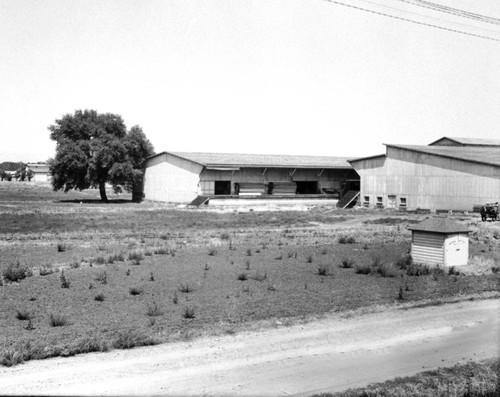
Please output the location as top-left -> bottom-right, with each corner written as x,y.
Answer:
1,298 -> 499,396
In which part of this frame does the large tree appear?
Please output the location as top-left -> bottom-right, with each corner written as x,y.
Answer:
49,110 -> 154,202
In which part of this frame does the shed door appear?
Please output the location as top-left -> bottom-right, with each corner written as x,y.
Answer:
445,234 -> 468,267
387,195 -> 396,209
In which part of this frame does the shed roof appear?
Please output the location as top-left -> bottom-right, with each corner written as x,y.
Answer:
150,151 -> 353,169
385,144 -> 500,167
27,164 -> 50,173
428,137 -> 500,147
408,217 -> 471,234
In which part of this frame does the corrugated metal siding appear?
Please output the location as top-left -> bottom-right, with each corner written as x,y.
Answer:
411,232 -> 444,265
353,147 -> 500,211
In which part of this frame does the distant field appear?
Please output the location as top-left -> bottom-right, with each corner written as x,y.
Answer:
0,181 -> 499,366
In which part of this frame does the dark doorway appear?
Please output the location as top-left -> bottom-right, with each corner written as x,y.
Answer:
214,181 -> 231,195
296,181 -> 318,194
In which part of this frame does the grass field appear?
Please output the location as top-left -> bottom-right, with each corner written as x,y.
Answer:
317,358 -> 500,397
1,181 -> 499,366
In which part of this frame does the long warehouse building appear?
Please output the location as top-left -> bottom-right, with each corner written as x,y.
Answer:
348,137 -> 500,211
143,151 -> 359,204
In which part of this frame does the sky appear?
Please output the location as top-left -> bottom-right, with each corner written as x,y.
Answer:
1,0 -> 499,162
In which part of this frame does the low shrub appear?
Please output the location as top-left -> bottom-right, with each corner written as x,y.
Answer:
112,329 -> 158,349
49,313 -> 68,327
354,263 -> 372,275
183,307 -> 195,319
95,256 -> 106,265
146,301 -> 163,317
246,249 -> 252,256
220,232 -> 230,240
127,250 -> 144,262
448,266 -> 460,276
237,273 -> 248,281
306,255 -> 313,264
377,262 -> 398,278
57,242 -> 67,252
3,262 -> 32,283
317,264 -> 329,276
178,283 -> 194,293
39,266 -> 54,276
110,252 -> 125,262
94,293 -> 105,302
69,260 -> 81,269
129,287 -> 143,296
95,271 -> 107,285
153,247 -> 169,255
0,349 -> 24,367
396,253 -> 413,270
340,258 -> 355,269
208,248 -> 217,256
60,270 -> 70,288
338,235 -> 356,244
74,336 -> 109,354
406,263 -> 431,276
250,271 -> 267,282
370,255 -> 382,269
15,309 -> 32,321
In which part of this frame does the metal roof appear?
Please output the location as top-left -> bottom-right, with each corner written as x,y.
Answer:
408,217 -> 471,234
385,144 -> 500,167
347,153 -> 386,164
429,137 -> 500,147
27,164 -> 50,173
150,151 -> 353,169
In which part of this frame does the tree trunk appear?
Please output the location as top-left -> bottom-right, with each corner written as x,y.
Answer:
99,181 -> 109,203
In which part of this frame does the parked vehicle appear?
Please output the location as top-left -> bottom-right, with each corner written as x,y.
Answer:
480,202 -> 499,221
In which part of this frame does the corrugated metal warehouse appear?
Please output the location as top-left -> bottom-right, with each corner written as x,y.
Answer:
143,152 -> 359,204
348,137 -> 500,211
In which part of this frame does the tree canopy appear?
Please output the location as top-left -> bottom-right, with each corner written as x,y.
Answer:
49,110 -> 155,202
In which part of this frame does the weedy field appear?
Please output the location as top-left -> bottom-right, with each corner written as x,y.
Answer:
317,358 -> 500,397
1,181 -> 499,366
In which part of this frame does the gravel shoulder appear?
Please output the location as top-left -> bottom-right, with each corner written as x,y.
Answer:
1,297 -> 499,396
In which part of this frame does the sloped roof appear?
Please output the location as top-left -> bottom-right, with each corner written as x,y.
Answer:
27,163 -> 50,173
385,144 -> 500,167
429,137 -> 500,147
408,217 -> 471,234
348,153 -> 386,164
151,151 -> 353,169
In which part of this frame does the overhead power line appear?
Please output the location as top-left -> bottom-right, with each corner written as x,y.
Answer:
323,0 -> 500,42
359,0 -> 500,36
396,0 -> 500,26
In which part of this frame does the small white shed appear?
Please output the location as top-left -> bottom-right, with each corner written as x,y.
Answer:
407,217 -> 471,267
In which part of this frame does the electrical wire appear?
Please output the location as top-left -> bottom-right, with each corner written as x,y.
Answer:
323,0 -> 500,42
396,0 -> 500,25
357,0 -> 500,36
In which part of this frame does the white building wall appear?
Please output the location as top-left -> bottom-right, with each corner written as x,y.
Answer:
32,173 -> 49,182
353,149 -> 500,211
444,233 -> 469,267
144,154 -> 203,203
